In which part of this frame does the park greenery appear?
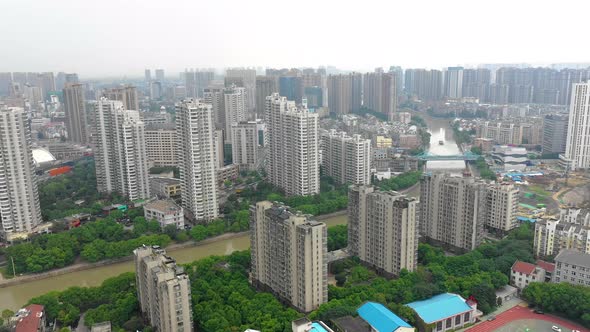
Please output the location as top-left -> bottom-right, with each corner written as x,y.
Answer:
474,157 -> 497,181
374,171 -> 422,191
327,225 -> 347,251
451,121 -> 474,145
522,282 -> 590,327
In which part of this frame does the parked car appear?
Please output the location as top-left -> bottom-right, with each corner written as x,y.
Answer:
534,309 -> 544,314
551,326 -> 561,332
487,316 -> 496,321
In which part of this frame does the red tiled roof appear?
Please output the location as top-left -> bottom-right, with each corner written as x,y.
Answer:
536,260 -> 555,273
15,304 -> 44,332
512,261 -> 536,275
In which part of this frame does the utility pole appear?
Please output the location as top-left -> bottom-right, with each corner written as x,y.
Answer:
11,256 -> 16,277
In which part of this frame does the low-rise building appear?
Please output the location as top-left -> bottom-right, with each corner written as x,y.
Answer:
552,249 -> 590,286
398,134 -> 421,149
149,176 -> 181,198
143,200 -> 184,230
291,318 -> 334,332
358,302 -> 414,332
491,145 -> 528,171
510,261 -> 552,290
217,164 -> 239,186
10,304 -> 46,332
473,138 -> 494,153
406,293 -> 480,332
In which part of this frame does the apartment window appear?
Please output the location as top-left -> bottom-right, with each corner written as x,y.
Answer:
455,315 -> 461,325
437,322 -> 443,331
464,312 -> 470,321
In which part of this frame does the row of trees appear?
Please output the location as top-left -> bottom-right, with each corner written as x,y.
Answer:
375,171 -> 422,191
474,157 -> 497,181
522,282 -> 590,327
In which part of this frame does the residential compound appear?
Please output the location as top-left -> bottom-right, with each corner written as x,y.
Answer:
561,82 -> 590,170
250,201 -> 327,312
348,186 -> 419,277
175,99 -> 218,221
145,123 -> 177,167
231,119 -> 266,171
93,98 -> 150,201
533,207 -> 590,257
134,246 -> 193,332
552,249 -> 590,286
320,129 -> 371,185
420,174 -> 519,251
476,119 -> 543,146
0,106 -> 42,241
265,93 -> 319,196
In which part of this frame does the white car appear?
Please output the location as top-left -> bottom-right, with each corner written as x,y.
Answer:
551,326 -> 561,332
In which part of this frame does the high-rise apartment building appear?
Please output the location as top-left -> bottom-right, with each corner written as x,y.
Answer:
250,201 -> 327,312
0,72 -> 11,96
561,82 -> 590,170
93,98 -> 150,201
348,186 -> 418,277
444,67 -> 464,99
134,246 -> 193,332
419,173 -> 487,251
363,72 -> 396,121
320,129 -> 371,185
39,72 -> 56,100
542,114 -> 569,155
231,120 -> 266,171
327,73 -> 362,115
226,68 -> 256,112
63,83 -> 88,144
0,106 -> 42,240
266,93 -> 319,196
145,123 -> 177,167
485,183 -> 519,233
223,85 -> 246,143
255,76 -> 278,117
176,99 -> 218,221
144,69 -> 151,82
404,69 -> 443,101
155,69 -> 165,82
185,70 -> 214,98
104,85 -> 139,111
279,76 -> 304,104
462,68 -> 490,101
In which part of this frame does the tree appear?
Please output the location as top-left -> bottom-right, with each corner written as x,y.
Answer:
471,146 -> 482,155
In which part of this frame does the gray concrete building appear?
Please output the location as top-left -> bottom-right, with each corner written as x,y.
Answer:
255,76 -> 278,117
348,186 -> 419,277
552,249 -> 590,286
63,83 -> 89,144
103,85 -> 139,111
250,201 -> 327,312
542,114 -> 569,155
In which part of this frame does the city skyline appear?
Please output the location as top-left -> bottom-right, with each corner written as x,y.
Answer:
2,0 -> 590,77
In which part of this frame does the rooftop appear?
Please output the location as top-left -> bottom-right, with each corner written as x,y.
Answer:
358,302 -> 412,332
555,250 -> 590,267
144,199 -> 182,214
536,260 -> 555,273
512,261 -> 536,275
333,316 -> 371,332
406,293 -> 472,324
14,304 -> 44,332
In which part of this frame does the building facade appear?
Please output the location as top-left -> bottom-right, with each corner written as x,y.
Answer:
510,261 -> 549,290
348,186 -> 419,277
485,183 -> 519,233
250,201 -> 327,312
552,249 -> 590,286
266,93 -> 319,196
231,120 -> 266,171
62,83 -> 89,144
0,106 -> 42,240
134,246 -> 193,332
542,114 -> 569,155
255,76 -> 278,117
444,67 -> 464,99
561,82 -> 590,170
321,129 -> 371,185
143,199 -> 184,230
363,71 -> 396,121
93,98 -> 150,201
145,123 -> 177,167
327,73 -> 362,115
533,207 -> 590,257
103,85 -> 139,111
176,99 -> 218,222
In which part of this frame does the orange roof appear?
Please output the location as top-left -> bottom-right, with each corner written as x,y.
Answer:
15,304 -> 44,332
536,260 -> 555,273
512,261 -> 536,275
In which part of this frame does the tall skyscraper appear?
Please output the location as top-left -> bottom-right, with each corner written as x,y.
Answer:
155,69 -> 165,82
279,76 -> 304,104
348,186 -> 418,277
419,173 -> 486,251
444,67 -> 464,99
363,71 -> 396,121
327,73 -> 362,115
104,85 -> 139,111
250,201 -> 327,312
542,114 -> 569,155
320,129 -> 371,185
231,120 -> 266,171
144,69 -> 151,82
134,246 -> 193,332
255,76 -> 278,117
176,99 -> 219,221
185,70 -> 214,98
0,106 -> 42,240
62,83 -> 88,144
93,98 -> 150,201
562,82 -> 590,170
226,68 -> 256,112
266,93 -> 319,196
223,85 -> 246,143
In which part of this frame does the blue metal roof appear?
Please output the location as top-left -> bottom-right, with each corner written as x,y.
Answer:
406,293 -> 472,324
358,302 -> 412,332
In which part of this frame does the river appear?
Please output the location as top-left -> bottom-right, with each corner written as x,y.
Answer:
0,214 -> 347,311
419,113 -> 466,172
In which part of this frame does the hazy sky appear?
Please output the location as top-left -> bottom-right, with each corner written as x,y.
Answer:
1,0 -> 589,78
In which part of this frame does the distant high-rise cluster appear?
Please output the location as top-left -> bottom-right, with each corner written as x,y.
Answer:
250,201 -> 327,312
134,245 -> 193,332
363,71 -> 397,121
327,73 -> 362,115
185,69 -> 214,99
265,93 -> 319,196
93,98 -> 150,201
348,186 -> 419,277
0,106 -> 42,241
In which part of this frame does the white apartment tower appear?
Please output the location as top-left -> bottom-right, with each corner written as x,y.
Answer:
419,173 -> 487,251
485,183 -> 519,233
265,93 -> 319,196
250,201 -> 327,312
348,186 -> 419,277
134,246 -> 193,332
0,106 -> 42,239
223,85 -> 247,143
321,129 -> 371,185
93,98 -> 150,201
562,82 -> 590,170
231,120 -> 266,171
176,99 -> 218,222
